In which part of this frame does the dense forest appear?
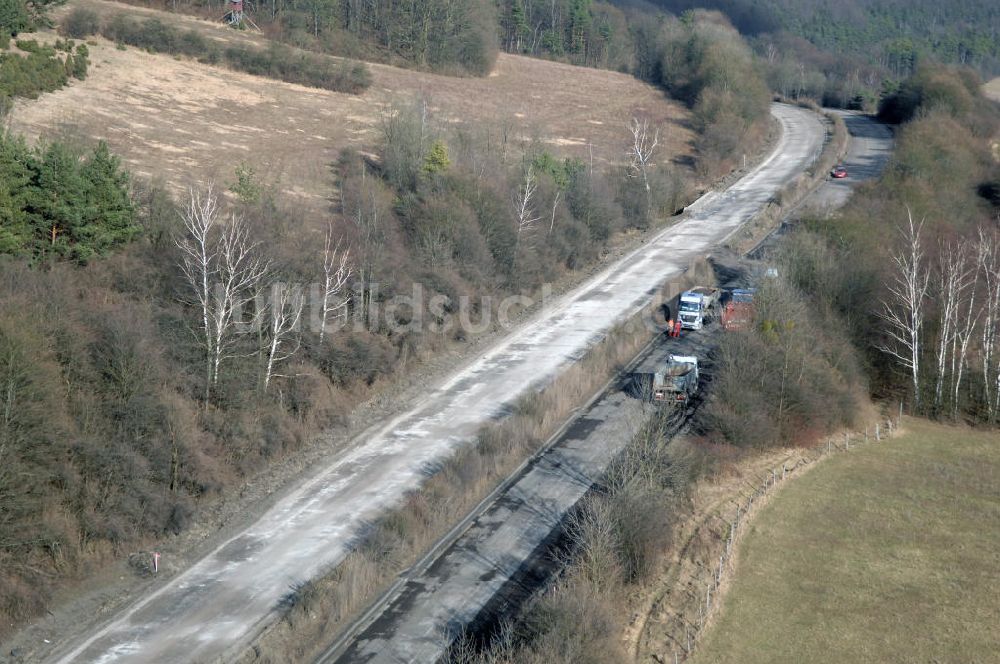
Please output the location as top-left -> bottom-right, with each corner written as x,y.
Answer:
644,0 -> 1000,73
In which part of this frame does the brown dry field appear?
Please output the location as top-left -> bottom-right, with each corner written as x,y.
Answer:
985,76 -> 1000,102
10,0 -> 691,221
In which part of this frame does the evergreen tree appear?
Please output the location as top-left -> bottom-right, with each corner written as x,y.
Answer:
506,0 -> 528,52
31,141 -> 84,257
0,0 -> 29,36
0,134 -> 33,255
229,161 -> 261,204
78,141 -> 137,260
422,140 -> 451,175
567,0 -> 591,55
0,135 -> 137,261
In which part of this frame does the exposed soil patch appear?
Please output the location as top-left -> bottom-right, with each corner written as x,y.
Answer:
985,76 -> 1000,102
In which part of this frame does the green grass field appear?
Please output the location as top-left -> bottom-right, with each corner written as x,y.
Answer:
692,419 -> 1000,664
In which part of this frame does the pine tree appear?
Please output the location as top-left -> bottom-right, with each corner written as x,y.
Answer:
72,43 -> 89,79
0,0 -> 29,36
422,140 -> 451,175
568,0 -> 591,56
78,141 -> 137,260
31,141 -> 85,259
0,134 -> 33,255
508,0 -> 528,52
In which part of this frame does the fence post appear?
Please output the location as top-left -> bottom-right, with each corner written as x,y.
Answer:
899,401 -> 903,426
876,423 -> 880,441
782,463 -> 786,480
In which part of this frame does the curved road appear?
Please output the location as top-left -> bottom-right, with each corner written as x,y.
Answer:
807,110 -> 894,210
50,104 -> 825,664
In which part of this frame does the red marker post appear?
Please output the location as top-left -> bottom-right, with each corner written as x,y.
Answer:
152,551 -> 161,575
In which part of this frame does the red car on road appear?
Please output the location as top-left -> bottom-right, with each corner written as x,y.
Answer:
831,165 -> 848,179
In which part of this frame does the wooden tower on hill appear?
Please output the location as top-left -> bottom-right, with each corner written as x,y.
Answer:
223,0 -> 261,31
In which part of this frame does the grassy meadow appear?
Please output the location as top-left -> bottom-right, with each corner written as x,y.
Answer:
692,418 -> 1000,664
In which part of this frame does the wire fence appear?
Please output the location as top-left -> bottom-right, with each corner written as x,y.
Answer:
655,410 -> 904,664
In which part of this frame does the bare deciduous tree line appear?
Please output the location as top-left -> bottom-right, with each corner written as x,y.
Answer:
176,187 -> 351,400
879,209 -> 1000,419
173,108 -> 669,403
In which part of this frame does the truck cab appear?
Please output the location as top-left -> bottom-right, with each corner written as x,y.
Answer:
678,288 -> 719,330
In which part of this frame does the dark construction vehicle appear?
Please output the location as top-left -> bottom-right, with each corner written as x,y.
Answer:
629,354 -> 699,403
721,288 -> 756,331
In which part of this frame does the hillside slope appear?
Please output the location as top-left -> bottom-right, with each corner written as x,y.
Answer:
11,0 -> 690,222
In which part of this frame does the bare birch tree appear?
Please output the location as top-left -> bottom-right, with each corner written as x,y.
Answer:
977,229 -> 1000,419
950,242 -> 982,418
319,224 -> 352,345
877,211 -> 930,410
209,214 -> 270,390
177,187 -> 270,402
548,189 -> 562,236
627,117 -> 660,219
344,164 -> 383,327
263,282 -> 305,391
511,165 -> 540,265
177,187 -> 221,402
933,240 -> 974,412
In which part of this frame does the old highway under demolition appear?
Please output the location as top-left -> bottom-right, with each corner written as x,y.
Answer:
324,286 -> 728,664
320,112 -> 893,663
50,104 -> 828,664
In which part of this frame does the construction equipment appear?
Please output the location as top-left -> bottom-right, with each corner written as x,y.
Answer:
721,288 -> 756,331
630,354 -> 699,403
678,288 -> 721,330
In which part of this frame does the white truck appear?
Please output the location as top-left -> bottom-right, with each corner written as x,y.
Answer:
678,288 -> 721,330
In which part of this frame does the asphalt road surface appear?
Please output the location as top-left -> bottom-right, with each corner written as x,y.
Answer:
50,104 -> 825,664
325,112 -> 895,664
806,110 -> 894,210
327,321 -> 723,664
